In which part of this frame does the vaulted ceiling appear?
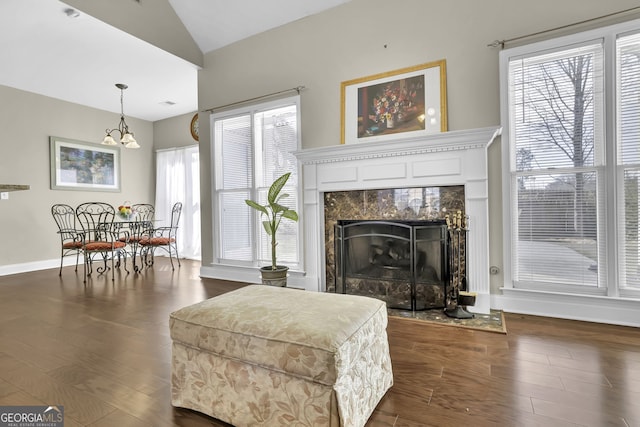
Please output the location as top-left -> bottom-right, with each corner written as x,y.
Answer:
0,0 -> 350,122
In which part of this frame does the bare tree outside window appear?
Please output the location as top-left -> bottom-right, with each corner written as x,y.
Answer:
517,53 -> 597,237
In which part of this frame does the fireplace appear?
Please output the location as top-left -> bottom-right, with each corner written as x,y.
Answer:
335,219 -> 449,310
293,126 -> 500,314
323,184 -> 464,294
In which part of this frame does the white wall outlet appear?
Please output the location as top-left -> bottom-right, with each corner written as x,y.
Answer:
0,192 -> 8,200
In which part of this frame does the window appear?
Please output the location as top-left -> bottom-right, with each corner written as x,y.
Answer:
212,96 -> 300,269
500,19 -> 640,298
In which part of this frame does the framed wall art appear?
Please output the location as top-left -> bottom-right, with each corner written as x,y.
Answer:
340,59 -> 447,144
50,136 -> 121,192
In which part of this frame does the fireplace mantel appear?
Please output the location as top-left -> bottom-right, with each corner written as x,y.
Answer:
294,126 -> 501,314
294,127 -> 501,165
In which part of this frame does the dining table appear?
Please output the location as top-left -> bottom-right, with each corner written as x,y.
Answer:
112,217 -> 160,273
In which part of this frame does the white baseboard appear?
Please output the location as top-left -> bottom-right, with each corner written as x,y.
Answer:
200,264 -> 320,292
0,258 -> 78,276
492,288 -> 640,328
199,264 -> 262,285
0,253 -> 202,278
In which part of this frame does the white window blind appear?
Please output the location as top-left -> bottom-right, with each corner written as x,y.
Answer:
617,32 -> 640,289
254,106 -> 299,264
215,114 -> 253,261
507,41 -> 606,289
213,98 -> 300,268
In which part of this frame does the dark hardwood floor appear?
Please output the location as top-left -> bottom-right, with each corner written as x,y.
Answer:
0,259 -> 639,426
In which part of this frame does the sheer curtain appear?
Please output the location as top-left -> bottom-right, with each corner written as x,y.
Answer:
155,145 -> 201,260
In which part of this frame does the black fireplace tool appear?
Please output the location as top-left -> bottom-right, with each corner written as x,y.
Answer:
445,211 -> 474,319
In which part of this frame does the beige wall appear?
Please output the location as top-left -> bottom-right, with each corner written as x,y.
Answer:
0,85 -> 154,268
153,112 -> 200,150
197,0 -> 640,293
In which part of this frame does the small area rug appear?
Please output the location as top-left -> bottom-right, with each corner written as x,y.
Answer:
388,308 -> 507,334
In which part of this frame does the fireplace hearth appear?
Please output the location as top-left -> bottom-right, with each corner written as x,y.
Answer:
335,219 -> 449,310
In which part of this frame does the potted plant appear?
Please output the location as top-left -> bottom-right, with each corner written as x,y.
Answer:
245,172 -> 299,286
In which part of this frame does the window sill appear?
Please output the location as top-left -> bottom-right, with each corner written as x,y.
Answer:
200,262 -> 308,287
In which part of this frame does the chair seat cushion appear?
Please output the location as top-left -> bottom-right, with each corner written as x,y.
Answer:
83,241 -> 127,251
140,237 -> 174,246
62,241 -> 83,249
119,236 -> 144,243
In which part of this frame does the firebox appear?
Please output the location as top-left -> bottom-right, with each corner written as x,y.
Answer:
335,219 -> 449,310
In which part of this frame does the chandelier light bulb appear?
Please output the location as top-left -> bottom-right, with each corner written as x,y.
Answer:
125,139 -> 140,149
102,134 -> 118,146
121,132 -> 134,144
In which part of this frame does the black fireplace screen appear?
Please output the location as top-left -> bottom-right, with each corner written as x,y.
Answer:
335,219 -> 449,310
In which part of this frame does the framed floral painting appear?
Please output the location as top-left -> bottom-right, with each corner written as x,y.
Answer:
340,60 -> 447,144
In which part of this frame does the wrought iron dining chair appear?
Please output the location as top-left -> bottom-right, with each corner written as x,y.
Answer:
76,202 -> 128,282
130,204 -> 155,239
118,203 -> 155,272
140,202 -> 182,270
51,203 -> 83,276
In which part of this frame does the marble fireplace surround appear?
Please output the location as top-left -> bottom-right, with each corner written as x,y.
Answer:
294,126 -> 501,314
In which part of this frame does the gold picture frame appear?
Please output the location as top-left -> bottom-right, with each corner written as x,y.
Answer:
340,59 -> 447,144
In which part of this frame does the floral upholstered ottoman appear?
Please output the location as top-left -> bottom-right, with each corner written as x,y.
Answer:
170,285 -> 393,427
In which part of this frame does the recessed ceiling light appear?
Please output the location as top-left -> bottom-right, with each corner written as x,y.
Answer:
64,8 -> 80,18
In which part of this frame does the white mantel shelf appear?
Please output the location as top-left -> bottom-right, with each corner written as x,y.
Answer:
294,127 -> 501,164
293,126 -> 502,315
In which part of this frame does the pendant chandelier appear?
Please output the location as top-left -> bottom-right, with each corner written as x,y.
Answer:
102,83 -> 140,149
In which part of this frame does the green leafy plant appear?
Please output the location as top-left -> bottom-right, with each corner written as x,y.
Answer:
245,172 -> 299,270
